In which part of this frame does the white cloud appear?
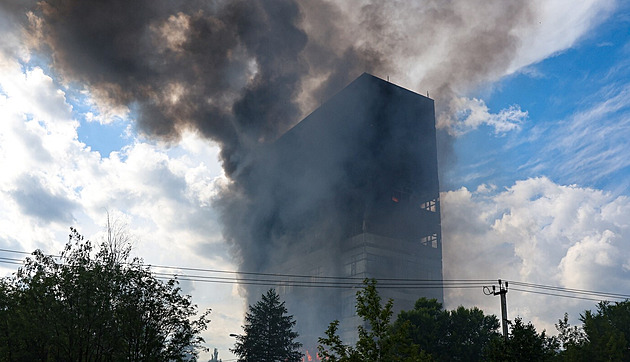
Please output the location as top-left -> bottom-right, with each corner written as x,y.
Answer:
442,177 -> 630,331
437,96 -> 528,136
0,46 -> 241,359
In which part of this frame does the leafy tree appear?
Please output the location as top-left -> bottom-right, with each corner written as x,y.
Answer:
446,305 -> 502,360
578,300 -> 630,361
318,279 -> 432,362
393,298 -> 500,361
231,289 -> 302,362
0,226 -> 210,361
554,312 -> 586,361
393,298 -> 448,358
484,317 -> 557,362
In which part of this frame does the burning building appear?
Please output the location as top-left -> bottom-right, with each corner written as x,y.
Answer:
248,73 -> 443,347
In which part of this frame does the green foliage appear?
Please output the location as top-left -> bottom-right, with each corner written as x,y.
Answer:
318,320 -> 361,362
484,317 -> 557,362
578,300 -> 630,361
318,279 -> 432,362
393,298 -> 448,358
316,281 -> 630,362
447,305 -> 502,360
231,289 -> 302,362
0,227 -> 210,361
394,298 -> 501,361
554,312 -> 587,361
354,278 -> 397,361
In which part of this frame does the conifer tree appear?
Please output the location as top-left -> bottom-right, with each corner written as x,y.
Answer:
231,289 -> 302,362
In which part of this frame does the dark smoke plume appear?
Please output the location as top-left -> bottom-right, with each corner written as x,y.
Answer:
3,0 -> 535,305
10,0 -> 314,175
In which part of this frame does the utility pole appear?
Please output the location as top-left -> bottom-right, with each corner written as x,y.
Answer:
484,279 -> 509,340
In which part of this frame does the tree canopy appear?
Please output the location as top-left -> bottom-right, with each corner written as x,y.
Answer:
554,300 -> 630,361
231,288 -> 302,362
0,226 -> 210,361
484,317 -> 557,361
394,298 -> 501,361
318,279 -> 433,362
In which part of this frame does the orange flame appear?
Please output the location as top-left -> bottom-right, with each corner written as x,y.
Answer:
306,350 -> 312,361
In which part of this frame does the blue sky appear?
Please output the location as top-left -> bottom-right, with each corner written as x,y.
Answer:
439,1 -> 630,330
451,6 -> 630,194
1,0 -> 630,359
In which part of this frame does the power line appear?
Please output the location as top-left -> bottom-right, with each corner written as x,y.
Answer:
145,261 -> 491,289
151,272 -> 489,289
153,276 -> 482,289
0,246 -> 493,284
507,287 -> 610,302
0,256 -> 488,288
0,254 -> 489,290
508,280 -> 630,300
146,262 -> 495,283
0,248 -> 32,255
2,246 -> 629,301
0,256 -> 24,263
0,254 -> 494,290
151,270 -> 490,286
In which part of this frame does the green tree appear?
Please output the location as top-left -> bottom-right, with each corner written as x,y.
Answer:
231,289 -> 302,362
578,300 -> 630,361
446,305 -> 501,360
484,317 -> 557,361
0,226 -> 210,361
393,298 -> 500,361
393,298 -> 448,358
554,312 -> 586,361
318,279 -> 432,362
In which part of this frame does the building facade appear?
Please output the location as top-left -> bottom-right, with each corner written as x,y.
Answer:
260,73 -> 442,348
